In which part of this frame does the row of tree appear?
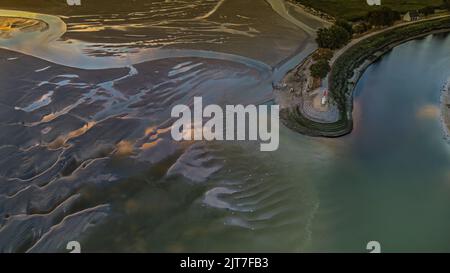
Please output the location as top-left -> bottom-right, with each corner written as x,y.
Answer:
365,0 -> 450,26
312,20 -> 353,79
366,7 -> 400,26
310,0 -> 450,80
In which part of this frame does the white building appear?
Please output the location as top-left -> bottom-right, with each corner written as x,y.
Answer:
403,11 -> 420,22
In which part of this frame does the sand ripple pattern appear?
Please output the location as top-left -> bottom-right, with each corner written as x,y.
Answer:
0,0 -> 326,252
0,48 -> 271,252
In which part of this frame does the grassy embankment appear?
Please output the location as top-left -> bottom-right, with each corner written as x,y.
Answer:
281,16 -> 450,137
295,0 -> 444,20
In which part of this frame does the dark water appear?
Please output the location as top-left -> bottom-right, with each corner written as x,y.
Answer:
0,1 -> 449,252
308,33 -> 450,252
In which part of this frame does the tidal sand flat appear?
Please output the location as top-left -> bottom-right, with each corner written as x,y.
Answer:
0,0 -> 328,252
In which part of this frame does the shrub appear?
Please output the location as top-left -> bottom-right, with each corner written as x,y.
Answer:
335,19 -> 353,35
353,22 -> 371,34
366,7 -> 400,26
419,6 -> 435,16
310,59 -> 330,79
316,25 -> 351,49
312,48 -> 334,61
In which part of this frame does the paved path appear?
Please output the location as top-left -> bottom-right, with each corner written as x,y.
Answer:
330,14 -> 450,67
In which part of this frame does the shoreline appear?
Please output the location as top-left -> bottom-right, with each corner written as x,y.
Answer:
279,16 -> 450,137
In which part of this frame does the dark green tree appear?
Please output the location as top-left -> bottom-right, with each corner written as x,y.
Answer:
367,7 -> 400,26
335,19 -> 353,35
310,59 -> 330,79
419,6 -> 435,16
316,27 -> 333,49
316,25 -> 351,49
331,25 -> 351,47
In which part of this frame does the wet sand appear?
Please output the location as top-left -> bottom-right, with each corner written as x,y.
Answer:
0,0 -> 328,252
1,1 -> 312,68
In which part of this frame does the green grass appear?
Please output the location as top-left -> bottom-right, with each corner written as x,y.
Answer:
296,0 -> 444,20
